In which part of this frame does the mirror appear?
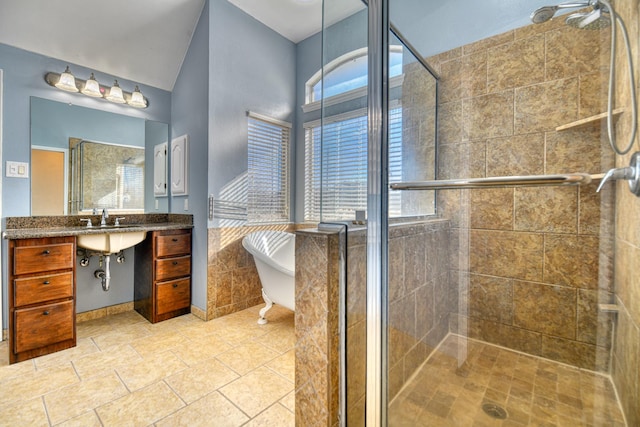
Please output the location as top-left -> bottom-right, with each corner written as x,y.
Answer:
30,97 -> 169,215
69,138 -> 145,214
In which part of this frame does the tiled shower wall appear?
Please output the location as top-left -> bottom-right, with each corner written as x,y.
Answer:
611,0 -> 640,424
344,220 -> 454,424
428,15 -> 616,370
387,221 -> 454,397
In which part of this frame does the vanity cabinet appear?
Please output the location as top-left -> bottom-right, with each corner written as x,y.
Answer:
8,236 -> 76,363
134,229 -> 192,323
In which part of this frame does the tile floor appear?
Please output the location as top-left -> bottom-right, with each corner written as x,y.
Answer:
389,334 -> 626,427
0,304 -> 295,426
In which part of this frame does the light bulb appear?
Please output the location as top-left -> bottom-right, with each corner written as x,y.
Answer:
81,73 -> 102,97
55,66 -> 79,92
127,86 -> 147,108
105,80 -> 125,103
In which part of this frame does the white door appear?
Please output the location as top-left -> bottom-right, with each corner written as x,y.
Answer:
31,147 -> 67,215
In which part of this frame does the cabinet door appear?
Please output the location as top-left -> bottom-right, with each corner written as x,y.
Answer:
14,300 -> 74,353
153,142 -> 167,196
170,135 -> 188,196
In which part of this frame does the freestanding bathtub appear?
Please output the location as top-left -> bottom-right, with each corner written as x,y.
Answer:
242,230 -> 295,324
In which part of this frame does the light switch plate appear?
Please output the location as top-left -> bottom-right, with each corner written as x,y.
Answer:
184,198 -> 189,211
6,161 -> 29,178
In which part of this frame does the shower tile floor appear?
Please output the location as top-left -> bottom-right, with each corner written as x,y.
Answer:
0,304 -> 295,426
389,335 -> 626,427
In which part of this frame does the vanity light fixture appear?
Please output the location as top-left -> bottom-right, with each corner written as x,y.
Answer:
105,80 -> 126,104
54,66 -> 79,92
81,73 -> 102,97
45,67 -> 149,108
127,86 -> 147,108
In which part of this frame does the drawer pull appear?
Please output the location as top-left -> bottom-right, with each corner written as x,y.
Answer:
173,283 -> 179,288
172,261 -> 178,265
172,238 -> 178,242
42,250 -> 51,255
43,311 -> 50,316
43,280 -> 50,285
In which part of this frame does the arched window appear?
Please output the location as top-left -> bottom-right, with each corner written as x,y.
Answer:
303,46 -> 408,222
305,46 -> 404,103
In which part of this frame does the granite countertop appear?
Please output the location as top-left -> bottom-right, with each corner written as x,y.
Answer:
3,214 -> 193,240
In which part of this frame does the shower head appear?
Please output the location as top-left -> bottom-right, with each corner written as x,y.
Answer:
531,6 -> 560,24
530,1 -> 593,24
565,7 -> 611,29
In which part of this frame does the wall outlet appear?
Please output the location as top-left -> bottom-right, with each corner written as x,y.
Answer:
183,198 -> 189,211
155,199 -> 159,210
6,161 -> 29,178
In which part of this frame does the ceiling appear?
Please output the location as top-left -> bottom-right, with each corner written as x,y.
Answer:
0,0 -> 363,92
228,0 -> 364,43
0,0 -> 206,91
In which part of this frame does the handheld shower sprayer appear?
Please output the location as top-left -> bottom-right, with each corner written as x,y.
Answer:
530,0 -> 638,156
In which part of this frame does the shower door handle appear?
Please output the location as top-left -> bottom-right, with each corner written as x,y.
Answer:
596,152 -> 640,196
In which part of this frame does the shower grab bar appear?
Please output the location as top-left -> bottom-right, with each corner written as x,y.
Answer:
390,172 -> 604,191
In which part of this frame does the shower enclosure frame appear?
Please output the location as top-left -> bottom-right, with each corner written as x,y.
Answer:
362,4 -> 631,427
365,0 -> 389,424
358,0 -> 640,425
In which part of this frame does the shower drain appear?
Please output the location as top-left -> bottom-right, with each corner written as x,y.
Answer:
482,403 -> 508,420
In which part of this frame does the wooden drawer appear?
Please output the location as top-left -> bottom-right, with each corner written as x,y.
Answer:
156,232 -> 191,258
13,243 -> 74,276
156,256 -> 191,282
14,272 -> 73,307
156,278 -> 191,315
14,300 -> 74,354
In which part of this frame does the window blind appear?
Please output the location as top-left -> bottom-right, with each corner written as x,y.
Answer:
247,115 -> 290,224
304,108 -> 403,222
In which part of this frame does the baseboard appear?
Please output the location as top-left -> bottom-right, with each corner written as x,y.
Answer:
190,304 -> 206,321
76,302 -> 135,323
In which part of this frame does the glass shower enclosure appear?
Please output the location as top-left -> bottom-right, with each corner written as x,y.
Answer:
319,0 -> 640,425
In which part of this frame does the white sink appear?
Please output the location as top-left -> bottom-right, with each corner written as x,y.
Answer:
77,230 -> 146,254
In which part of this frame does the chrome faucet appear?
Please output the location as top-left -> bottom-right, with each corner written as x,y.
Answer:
100,208 -> 109,226
597,152 -> 640,196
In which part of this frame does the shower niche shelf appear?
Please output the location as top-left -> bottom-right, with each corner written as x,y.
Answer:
556,108 -> 624,132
